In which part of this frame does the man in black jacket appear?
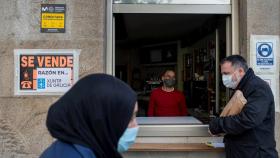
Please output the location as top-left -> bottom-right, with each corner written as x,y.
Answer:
209,55 -> 278,158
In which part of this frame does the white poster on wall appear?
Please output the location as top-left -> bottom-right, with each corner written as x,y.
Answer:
250,35 -> 279,74
14,49 -> 80,95
250,35 -> 280,112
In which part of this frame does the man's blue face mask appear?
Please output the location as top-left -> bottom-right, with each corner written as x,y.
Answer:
117,126 -> 139,152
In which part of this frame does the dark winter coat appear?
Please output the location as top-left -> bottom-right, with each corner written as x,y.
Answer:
40,140 -> 96,158
209,68 -> 278,158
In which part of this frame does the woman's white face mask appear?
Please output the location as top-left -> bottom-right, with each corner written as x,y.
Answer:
222,71 -> 241,89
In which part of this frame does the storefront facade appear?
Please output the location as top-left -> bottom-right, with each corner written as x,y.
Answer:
0,0 -> 279,158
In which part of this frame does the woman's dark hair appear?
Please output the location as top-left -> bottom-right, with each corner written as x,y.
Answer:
220,55 -> 249,72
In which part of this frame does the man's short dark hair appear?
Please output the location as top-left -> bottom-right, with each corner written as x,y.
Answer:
220,55 -> 249,72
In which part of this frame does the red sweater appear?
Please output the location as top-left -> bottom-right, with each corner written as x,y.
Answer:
148,87 -> 188,116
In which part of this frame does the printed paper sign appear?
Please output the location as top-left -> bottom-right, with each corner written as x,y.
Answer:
41,4 -> 66,33
14,49 -> 80,95
250,35 -> 279,74
36,68 -> 72,92
256,42 -> 274,66
250,35 -> 280,112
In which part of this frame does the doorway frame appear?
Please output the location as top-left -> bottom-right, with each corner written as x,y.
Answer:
105,0 -> 239,137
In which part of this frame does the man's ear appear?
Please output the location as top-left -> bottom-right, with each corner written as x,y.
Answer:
239,67 -> 244,74
161,76 -> 164,81
238,68 -> 246,77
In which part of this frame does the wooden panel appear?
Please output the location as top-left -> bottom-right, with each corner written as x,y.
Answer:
129,143 -> 224,152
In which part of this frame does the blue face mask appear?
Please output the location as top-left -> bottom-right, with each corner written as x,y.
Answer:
117,126 -> 139,153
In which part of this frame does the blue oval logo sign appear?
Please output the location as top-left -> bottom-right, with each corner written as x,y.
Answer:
257,43 -> 272,57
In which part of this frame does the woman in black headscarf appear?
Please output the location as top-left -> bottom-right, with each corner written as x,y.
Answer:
40,74 -> 138,158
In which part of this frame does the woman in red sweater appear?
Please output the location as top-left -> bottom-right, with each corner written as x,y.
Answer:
148,70 -> 188,116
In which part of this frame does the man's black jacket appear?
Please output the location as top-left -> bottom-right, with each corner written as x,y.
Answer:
209,68 -> 278,158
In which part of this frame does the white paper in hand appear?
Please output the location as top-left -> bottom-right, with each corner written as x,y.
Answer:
205,142 -> 225,148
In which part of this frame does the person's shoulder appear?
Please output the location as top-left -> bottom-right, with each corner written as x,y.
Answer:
174,89 -> 185,96
40,140 -> 82,158
251,75 -> 271,89
73,144 -> 96,158
246,75 -> 272,96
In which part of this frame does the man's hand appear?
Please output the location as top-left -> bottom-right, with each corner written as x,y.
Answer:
208,128 -> 225,137
208,128 -> 216,137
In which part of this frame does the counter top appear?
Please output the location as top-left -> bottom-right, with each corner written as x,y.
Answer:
137,116 -> 202,125
129,143 -> 224,152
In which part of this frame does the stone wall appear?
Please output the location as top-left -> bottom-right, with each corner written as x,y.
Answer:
0,0 -> 105,157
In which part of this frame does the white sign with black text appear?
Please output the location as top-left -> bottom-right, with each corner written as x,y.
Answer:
250,35 -> 279,74
250,35 -> 280,112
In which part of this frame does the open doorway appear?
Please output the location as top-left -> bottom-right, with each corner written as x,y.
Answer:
115,13 -> 228,123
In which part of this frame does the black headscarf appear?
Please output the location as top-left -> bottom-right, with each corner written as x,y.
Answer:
46,74 -> 137,158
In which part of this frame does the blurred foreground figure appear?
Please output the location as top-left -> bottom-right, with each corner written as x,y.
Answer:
40,74 -> 139,158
